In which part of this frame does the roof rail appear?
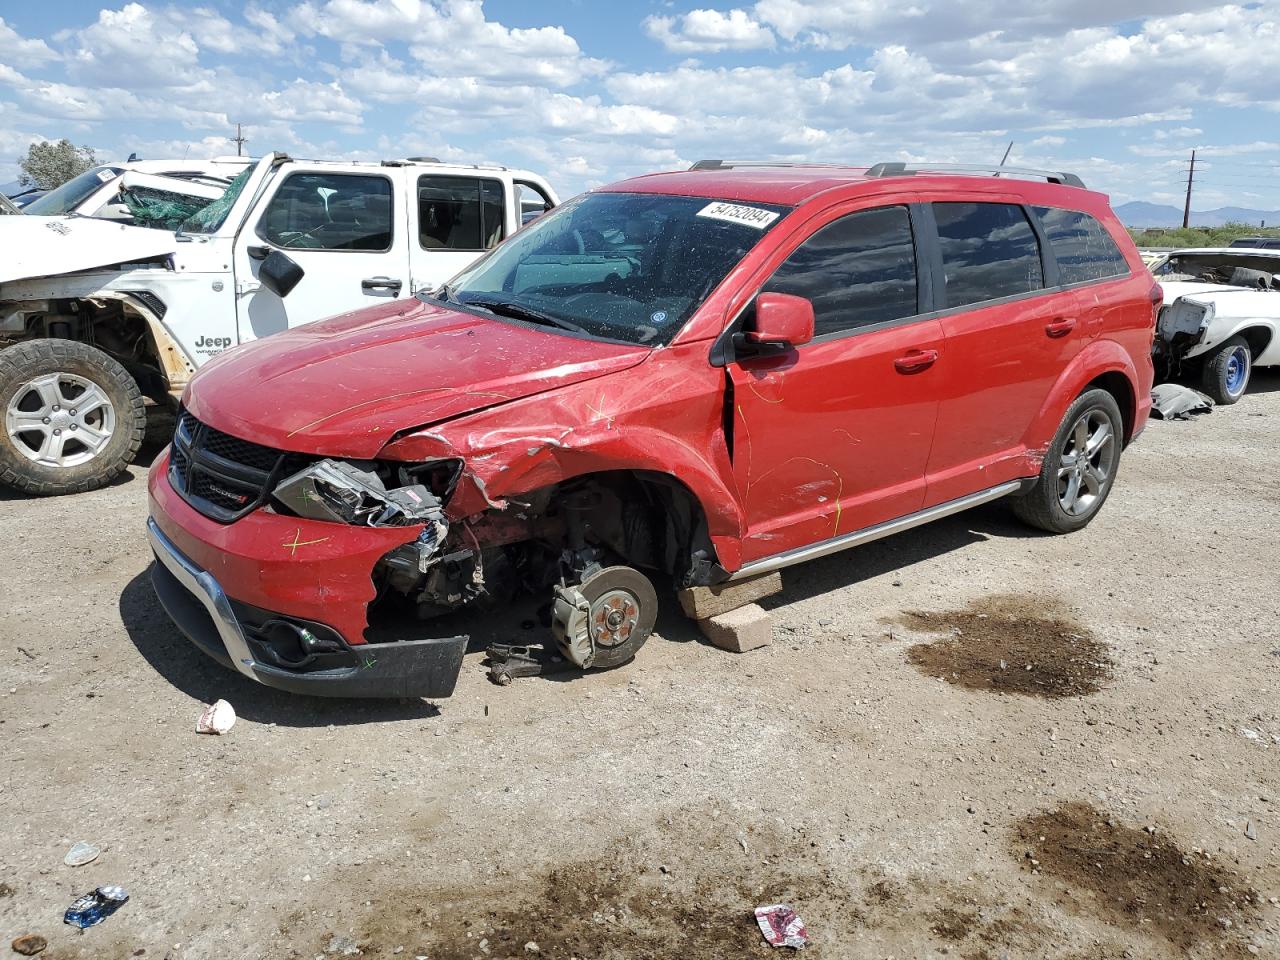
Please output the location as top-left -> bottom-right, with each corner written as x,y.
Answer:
864,162 -> 1085,189
689,159 -> 856,171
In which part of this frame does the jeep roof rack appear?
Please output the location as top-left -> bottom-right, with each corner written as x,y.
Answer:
864,162 -> 1085,189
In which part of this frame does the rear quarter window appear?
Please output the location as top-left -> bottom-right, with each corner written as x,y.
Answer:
1033,207 -> 1130,284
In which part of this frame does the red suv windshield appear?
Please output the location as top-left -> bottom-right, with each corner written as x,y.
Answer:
438,191 -> 791,345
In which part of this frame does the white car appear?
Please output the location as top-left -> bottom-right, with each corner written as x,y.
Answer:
19,157 -> 252,226
1148,247 -> 1280,404
0,152 -> 558,495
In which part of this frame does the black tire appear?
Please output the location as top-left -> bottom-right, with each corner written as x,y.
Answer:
0,339 -> 145,496
1011,388 -> 1124,535
1199,335 -> 1252,405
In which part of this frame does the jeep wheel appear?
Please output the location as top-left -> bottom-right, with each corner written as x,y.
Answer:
1200,335 -> 1251,405
1011,388 -> 1123,535
0,339 -> 145,496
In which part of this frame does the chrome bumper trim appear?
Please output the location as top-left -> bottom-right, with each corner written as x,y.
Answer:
146,516 -> 261,683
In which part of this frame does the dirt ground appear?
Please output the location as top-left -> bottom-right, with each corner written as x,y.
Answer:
2,374 -> 1279,960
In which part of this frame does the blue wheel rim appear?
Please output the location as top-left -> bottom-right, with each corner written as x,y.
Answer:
1225,346 -> 1250,396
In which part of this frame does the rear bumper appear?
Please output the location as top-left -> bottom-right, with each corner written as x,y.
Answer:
147,517 -> 467,699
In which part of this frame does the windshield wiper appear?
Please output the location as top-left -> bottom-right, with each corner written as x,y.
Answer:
459,295 -> 587,334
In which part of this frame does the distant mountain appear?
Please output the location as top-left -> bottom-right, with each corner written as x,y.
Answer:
1115,200 -> 1280,229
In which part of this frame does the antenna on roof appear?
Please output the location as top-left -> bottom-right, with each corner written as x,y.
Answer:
999,142 -> 1013,167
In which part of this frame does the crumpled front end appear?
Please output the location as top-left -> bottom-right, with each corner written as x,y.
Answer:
146,435 -> 469,699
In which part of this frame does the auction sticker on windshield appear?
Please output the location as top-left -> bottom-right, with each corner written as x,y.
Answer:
697,201 -> 780,229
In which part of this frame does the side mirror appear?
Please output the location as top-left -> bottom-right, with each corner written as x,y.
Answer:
258,249 -> 304,298
734,293 -> 814,357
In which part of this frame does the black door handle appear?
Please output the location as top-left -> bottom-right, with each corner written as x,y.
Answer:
362,276 -> 403,294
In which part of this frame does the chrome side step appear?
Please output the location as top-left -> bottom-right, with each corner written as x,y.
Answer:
728,480 -> 1025,581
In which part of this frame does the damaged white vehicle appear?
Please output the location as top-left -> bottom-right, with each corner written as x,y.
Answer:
19,157 -> 251,227
1149,247 -> 1280,404
0,152 -> 558,496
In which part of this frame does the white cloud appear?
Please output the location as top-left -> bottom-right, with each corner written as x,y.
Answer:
644,9 -> 776,53
0,17 -> 57,68
292,0 -> 607,86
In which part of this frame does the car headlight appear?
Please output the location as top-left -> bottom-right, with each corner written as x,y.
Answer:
271,458 -> 460,528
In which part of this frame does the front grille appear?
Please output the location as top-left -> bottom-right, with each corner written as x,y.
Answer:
169,410 -> 311,522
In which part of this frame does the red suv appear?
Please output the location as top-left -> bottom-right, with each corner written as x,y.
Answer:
146,161 -> 1156,699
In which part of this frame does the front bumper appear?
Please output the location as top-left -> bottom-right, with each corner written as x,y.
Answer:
147,519 -> 467,700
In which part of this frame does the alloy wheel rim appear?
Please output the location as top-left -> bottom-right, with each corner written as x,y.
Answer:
1057,410 -> 1113,517
4,372 -> 116,468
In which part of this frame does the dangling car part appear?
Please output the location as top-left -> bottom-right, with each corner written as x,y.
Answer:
552,565 -> 658,669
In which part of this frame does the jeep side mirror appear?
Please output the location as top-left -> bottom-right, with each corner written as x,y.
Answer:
733,292 -> 814,358
258,249 -> 304,298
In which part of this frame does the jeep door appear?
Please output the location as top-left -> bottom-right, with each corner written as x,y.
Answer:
727,203 -> 944,562
408,174 -> 513,295
233,166 -> 410,342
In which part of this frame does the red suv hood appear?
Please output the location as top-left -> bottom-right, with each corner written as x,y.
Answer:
184,298 -> 650,458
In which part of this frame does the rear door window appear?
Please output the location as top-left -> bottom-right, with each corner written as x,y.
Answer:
418,176 -> 505,251
258,173 -> 393,251
1033,207 -> 1130,284
763,205 -> 919,337
933,202 -> 1043,308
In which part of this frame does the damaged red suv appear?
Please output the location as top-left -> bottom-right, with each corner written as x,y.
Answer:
147,160 -> 1156,698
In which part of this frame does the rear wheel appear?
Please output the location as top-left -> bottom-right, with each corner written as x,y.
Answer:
0,339 -> 145,495
1011,388 -> 1123,534
1200,335 -> 1251,405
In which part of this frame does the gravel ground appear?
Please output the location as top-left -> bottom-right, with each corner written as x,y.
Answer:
2,375 -> 1278,960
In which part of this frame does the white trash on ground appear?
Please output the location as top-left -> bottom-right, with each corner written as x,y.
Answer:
196,699 -> 236,735
755,903 -> 809,949
63,841 -> 100,867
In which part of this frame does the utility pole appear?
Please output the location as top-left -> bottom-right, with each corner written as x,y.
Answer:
1181,149 -> 1196,229
232,123 -> 248,157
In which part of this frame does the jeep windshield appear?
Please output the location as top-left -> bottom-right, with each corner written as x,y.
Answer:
178,165 -> 253,235
24,166 -> 124,216
436,192 -> 791,345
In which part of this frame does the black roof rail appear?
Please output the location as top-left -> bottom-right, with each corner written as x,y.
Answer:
864,162 -> 1085,189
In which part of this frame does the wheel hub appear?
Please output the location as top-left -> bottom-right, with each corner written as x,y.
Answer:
592,590 -> 640,648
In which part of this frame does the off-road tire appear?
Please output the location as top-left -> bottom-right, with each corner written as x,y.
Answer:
1199,335 -> 1251,405
1011,388 -> 1124,535
0,339 -> 145,496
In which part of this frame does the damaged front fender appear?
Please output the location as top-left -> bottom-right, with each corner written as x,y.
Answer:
377,342 -> 747,569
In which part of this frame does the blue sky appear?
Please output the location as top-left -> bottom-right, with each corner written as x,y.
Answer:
2,1 -> 1279,214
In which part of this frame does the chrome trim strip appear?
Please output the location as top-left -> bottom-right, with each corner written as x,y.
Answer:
728,480 -> 1024,581
146,516 -> 261,682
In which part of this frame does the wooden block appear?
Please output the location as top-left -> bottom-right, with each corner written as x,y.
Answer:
677,571 -> 782,620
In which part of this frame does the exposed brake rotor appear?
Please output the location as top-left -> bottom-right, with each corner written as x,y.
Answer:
552,565 -> 658,669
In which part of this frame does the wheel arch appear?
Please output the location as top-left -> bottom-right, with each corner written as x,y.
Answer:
1185,319 -> 1277,364
1085,370 -> 1136,446
1,292 -> 194,404
1025,339 -> 1145,453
